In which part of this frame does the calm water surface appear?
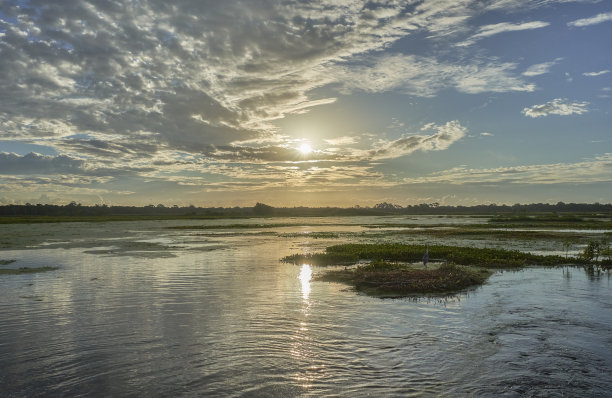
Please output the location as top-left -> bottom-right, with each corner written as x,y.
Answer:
1,217 -> 611,397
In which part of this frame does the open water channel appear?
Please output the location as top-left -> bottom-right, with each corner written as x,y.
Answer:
1,217 -> 611,396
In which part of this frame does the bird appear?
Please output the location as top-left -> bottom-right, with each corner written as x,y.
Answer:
423,243 -> 429,268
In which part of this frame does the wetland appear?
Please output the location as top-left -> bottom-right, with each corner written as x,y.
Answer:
1,214 -> 611,396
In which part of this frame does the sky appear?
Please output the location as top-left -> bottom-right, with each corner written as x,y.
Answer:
0,0 -> 610,207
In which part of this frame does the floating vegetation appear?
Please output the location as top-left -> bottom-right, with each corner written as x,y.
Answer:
277,232 -> 340,239
489,214 -> 587,223
0,267 -> 58,275
282,243 -> 573,268
317,261 -> 492,296
374,227 -> 593,240
169,223 -> 313,230
0,259 -> 16,265
487,216 -> 612,230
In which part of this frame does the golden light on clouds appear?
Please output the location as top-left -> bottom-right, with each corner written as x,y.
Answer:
297,143 -> 313,155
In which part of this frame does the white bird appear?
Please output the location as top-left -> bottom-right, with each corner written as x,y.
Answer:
423,243 -> 429,268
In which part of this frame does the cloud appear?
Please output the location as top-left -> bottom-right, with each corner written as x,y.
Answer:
0,152 -> 152,176
522,98 -> 589,118
457,21 -> 549,47
583,70 -> 610,77
402,154 -> 612,185
522,59 -> 562,76
568,12 -> 612,27
0,0 -> 544,159
335,54 -> 535,97
0,0 -> 419,154
177,121 -> 467,163
0,152 -> 86,175
367,121 -> 467,160
324,136 -> 359,146
0,0 -> 607,205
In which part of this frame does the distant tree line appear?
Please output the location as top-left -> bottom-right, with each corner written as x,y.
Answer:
1,201 -> 611,218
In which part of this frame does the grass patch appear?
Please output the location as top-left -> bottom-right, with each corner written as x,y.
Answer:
0,266 -> 58,275
168,223 -> 325,230
0,259 -> 16,265
282,243 -> 572,268
377,227 -> 591,241
278,232 -> 340,239
317,261 -> 492,296
489,215 -> 587,223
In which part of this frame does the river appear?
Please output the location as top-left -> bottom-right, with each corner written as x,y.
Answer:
1,217 -> 611,396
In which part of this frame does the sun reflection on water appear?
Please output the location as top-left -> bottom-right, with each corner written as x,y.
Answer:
292,263 -> 321,389
298,264 -> 312,300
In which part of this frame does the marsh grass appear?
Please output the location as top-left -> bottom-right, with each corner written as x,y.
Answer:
277,232 -> 340,239
489,215 -> 587,223
376,227 -> 590,240
0,266 -> 58,275
282,243 -> 571,268
317,261 -> 492,296
168,223 -> 335,230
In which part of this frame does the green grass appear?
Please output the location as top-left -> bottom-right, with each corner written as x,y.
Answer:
0,266 -> 58,275
376,227 -> 591,240
317,261 -> 492,296
0,214 -> 267,224
168,223 -> 335,230
489,214 -> 587,223
278,232 -> 340,239
0,259 -> 16,265
282,243 -> 573,268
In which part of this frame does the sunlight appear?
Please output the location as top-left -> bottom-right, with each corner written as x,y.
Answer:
298,264 -> 312,300
297,143 -> 313,155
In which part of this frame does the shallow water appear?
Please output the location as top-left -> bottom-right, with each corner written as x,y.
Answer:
1,217 -> 611,397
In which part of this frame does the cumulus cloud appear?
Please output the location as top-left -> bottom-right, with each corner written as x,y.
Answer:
522,98 -> 590,118
568,12 -> 612,27
457,21 -> 550,46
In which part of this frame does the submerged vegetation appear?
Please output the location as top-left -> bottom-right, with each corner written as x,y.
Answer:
318,261 -> 491,296
0,266 -> 58,275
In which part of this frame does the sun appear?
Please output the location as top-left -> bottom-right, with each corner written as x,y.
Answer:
297,142 -> 313,155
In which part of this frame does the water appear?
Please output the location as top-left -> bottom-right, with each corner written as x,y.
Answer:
1,217 -> 611,397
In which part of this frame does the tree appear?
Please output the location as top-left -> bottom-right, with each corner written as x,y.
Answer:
253,202 -> 274,215
582,241 -> 601,263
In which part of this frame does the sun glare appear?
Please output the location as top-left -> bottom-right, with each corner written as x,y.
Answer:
297,143 -> 313,155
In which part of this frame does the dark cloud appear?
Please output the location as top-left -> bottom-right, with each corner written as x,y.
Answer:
0,152 -> 153,176
0,152 -> 85,174
59,138 -> 159,159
